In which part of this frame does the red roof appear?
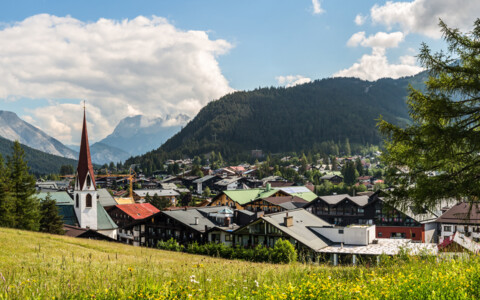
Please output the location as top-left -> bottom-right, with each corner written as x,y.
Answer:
76,109 -> 96,190
115,203 -> 160,220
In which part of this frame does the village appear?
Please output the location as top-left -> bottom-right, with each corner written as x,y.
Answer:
33,110 -> 479,266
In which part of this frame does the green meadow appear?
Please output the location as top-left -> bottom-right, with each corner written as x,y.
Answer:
0,227 -> 479,299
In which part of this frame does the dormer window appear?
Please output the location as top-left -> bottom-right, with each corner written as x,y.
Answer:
86,194 -> 92,208
86,175 -> 91,188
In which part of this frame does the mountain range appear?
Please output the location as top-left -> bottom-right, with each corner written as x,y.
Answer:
0,110 -> 189,167
126,71 -> 428,170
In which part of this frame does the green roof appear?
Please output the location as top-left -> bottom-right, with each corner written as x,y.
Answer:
37,192 -> 74,205
223,188 -> 278,205
288,191 -> 318,202
97,189 -> 118,207
57,204 -> 78,226
97,202 -> 118,230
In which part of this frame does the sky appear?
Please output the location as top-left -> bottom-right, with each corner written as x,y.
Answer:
0,0 -> 479,145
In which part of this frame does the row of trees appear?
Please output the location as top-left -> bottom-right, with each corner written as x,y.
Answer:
0,141 -> 63,234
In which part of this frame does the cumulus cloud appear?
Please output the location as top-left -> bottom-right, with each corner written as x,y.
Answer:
354,14 -> 367,26
333,48 -> 423,81
370,0 -> 480,38
347,31 -> 404,48
0,14 -> 234,144
276,75 -> 312,88
312,0 -> 325,15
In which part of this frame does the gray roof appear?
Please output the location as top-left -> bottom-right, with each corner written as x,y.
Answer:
37,191 -> 73,205
193,175 -> 217,184
260,208 -> 332,251
97,189 -> 118,207
277,201 -> 307,210
318,194 -> 370,207
134,189 -> 180,197
215,176 -> 240,186
161,183 -> 178,190
161,208 -> 218,232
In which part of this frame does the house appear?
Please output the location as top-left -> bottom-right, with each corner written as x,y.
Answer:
234,209 -> 437,265
436,202 -> 480,243
304,193 -> 442,242
133,189 -> 180,205
63,224 -> 116,241
208,185 -> 288,209
320,174 -> 343,184
108,203 -> 160,245
242,196 -> 308,213
214,176 -> 242,191
438,232 -> 480,253
192,175 -> 220,194
37,191 -> 77,226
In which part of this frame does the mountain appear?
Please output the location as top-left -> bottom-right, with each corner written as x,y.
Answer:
98,114 -> 189,156
0,135 -> 77,175
0,111 -> 78,159
90,142 -> 131,165
127,72 -> 428,167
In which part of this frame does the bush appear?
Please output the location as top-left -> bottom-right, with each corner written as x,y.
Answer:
157,238 -> 184,252
271,239 -> 297,264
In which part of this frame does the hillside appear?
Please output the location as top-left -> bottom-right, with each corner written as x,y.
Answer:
0,227 -> 478,299
0,136 -> 77,175
0,111 -> 78,159
129,73 -> 427,165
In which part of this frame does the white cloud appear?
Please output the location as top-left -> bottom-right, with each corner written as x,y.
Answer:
370,0 -> 480,38
0,14 -> 234,144
347,31 -> 404,48
354,14 -> 367,26
333,48 -> 423,81
312,0 -> 325,15
276,75 -> 312,88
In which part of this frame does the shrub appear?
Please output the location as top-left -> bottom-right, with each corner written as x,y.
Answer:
271,239 -> 297,264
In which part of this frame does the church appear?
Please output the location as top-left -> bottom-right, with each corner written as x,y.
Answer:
71,108 -> 118,239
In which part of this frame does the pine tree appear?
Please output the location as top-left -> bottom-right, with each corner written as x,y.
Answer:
355,158 -> 364,176
39,193 -> 64,234
344,138 -> 351,156
8,141 -> 40,231
343,161 -> 357,185
0,154 -> 14,227
379,19 -> 480,207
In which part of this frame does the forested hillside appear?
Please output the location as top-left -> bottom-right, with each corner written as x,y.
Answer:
127,72 -> 427,167
0,136 -> 77,176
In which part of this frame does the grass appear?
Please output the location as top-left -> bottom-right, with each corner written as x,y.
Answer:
0,227 -> 479,299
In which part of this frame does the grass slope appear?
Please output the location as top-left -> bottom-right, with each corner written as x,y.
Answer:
0,227 -> 479,299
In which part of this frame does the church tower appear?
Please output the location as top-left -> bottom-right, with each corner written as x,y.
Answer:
74,107 -> 98,230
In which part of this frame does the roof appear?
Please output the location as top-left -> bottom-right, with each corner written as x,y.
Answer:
97,189 -> 118,207
97,202 -> 118,230
317,194 -> 370,207
318,238 -> 438,255
37,191 -> 73,205
58,204 -> 78,226
276,186 -> 318,202
222,188 -> 278,205
258,208 -> 332,251
76,109 -> 96,190
193,175 -> 217,184
436,202 -> 480,225
215,176 -> 241,186
161,208 -> 218,232
133,189 -> 180,197
115,203 -> 160,220
161,183 -> 178,190
115,197 -> 135,204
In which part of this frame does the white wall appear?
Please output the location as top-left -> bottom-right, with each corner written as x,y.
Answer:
312,225 -> 375,246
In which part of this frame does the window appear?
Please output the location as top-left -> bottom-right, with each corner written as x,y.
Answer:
411,233 -> 416,238
86,194 -> 92,208
75,194 -> 79,208
338,229 -> 344,234
358,208 -> 364,214
225,234 -> 232,241
444,226 -> 452,232
378,232 -> 382,237
86,175 -> 91,188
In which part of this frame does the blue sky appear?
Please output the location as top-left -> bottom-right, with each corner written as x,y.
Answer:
0,0 -> 478,144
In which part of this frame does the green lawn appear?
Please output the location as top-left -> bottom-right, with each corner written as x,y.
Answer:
0,227 -> 479,299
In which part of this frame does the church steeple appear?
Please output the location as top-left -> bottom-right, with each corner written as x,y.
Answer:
74,104 -> 98,230
77,105 -> 96,190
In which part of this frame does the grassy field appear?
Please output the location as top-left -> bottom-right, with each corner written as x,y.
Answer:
0,227 -> 479,299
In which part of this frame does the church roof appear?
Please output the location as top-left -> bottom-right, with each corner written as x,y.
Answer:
76,109 -> 96,190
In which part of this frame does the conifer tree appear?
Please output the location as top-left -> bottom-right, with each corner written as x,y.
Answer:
39,193 -> 64,234
8,141 -> 40,231
0,154 -> 14,227
379,19 -> 480,207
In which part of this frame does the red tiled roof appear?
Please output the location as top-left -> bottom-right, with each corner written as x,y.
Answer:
115,203 -> 160,220
76,109 -> 96,190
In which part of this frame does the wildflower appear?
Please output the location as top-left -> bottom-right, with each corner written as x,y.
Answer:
190,275 -> 199,284
127,267 -> 134,272
254,280 -> 259,288
207,278 -> 212,282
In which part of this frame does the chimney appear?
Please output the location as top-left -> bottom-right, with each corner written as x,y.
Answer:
224,217 -> 231,226
194,217 -> 199,225
266,183 -> 271,191
284,214 -> 293,227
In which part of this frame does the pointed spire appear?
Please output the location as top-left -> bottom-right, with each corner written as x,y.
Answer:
77,103 -> 96,190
